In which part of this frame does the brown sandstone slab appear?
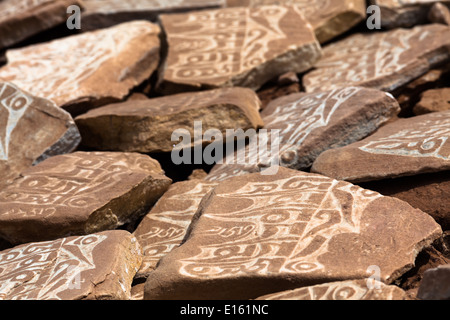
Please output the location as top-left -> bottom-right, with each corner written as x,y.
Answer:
0,152 -> 172,245
75,87 -> 263,153
206,87 -> 400,182
255,279 -> 406,300
144,168 -> 441,300
429,2 -> 450,26
81,0 -> 225,31
0,21 -> 161,116
226,0 -> 366,44
158,5 -> 321,94
303,24 -> 450,94
312,111 -> 450,183
0,82 -> 80,189
134,180 -> 218,280
0,0 -> 83,50
418,264 -> 450,300
0,230 -> 142,300
413,88 -> 450,115
370,0 -> 450,28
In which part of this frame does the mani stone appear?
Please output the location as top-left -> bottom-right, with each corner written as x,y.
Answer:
413,88 -> 450,115
303,24 -> 450,94
0,152 -> 172,245
0,21 -> 161,116
418,264 -> 450,300
157,5 -> 322,94
429,2 -> 450,26
370,0 -> 450,28
226,0 -> 367,44
206,87 -> 400,182
143,167 -> 442,300
0,82 -> 80,189
255,280 -> 407,300
0,230 -> 142,300
134,180 -> 218,280
81,0 -> 225,31
0,0 -> 83,50
311,111 -> 450,184
75,87 -> 264,153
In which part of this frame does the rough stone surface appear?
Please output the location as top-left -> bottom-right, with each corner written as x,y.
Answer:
255,279 -> 407,300
312,111 -> 450,183
206,87 -> 400,182
370,0 -> 450,28
81,0 -> 225,31
134,180 -> 218,280
144,168 -> 441,300
418,264 -> 450,300
226,0 -> 366,44
0,230 -> 142,300
0,152 -> 172,245
158,5 -> 321,94
429,2 -> 450,26
0,82 -> 80,189
0,0 -> 83,50
75,87 -> 264,153
303,24 -> 450,94
0,21 -> 161,116
413,88 -> 450,115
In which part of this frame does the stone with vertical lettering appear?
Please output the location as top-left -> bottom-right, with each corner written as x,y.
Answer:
75,87 -> 264,153
312,111 -> 450,183
303,24 -> 450,94
0,0 -> 84,50
0,21 -> 161,116
158,5 -> 321,94
206,87 -> 400,182
134,180 -> 218,280
226,0 -> 367,44
0,82 -> 80,189
0,230 -> 142,300
0,152 -> 172,245
144,168 -> 441,300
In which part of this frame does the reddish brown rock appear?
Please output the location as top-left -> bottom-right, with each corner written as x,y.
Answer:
158,5 -> 321,94
370,0 -> 450,28
75,87 -> 263,153
312,111 -> 450,183
206,87 -> 400,182
256,279 -> 407,300
144,168 -> 441,300
134,180 -> 218,280
303,24 -> 450,94
0,0 -> 83,50
81,0 -> 225,31
0,152 -> 172,245
0,21 -> 161,116
0,230 -> 142,300
413,88 -> 450,115
131,283 -> 145,301
418,264 -> 450,300
429,2 -> 450,26
226,0 -> 366,44
0,82 -> 80,189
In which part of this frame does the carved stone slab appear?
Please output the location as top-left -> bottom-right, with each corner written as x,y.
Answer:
75,87 -> 263,153
0,0 -> 83,50
206,87 -> 400,182
370,0 -> 450,28
226,0 -> 366,43
0,21 -> 161,116
81,0 -> 225,31
0,152 -> 172,245
143,168 -> 441,300
0,230 -> 142,300
0,82 -> 80,189
255,279 -> 407,300
312,110 -> 450,183
134,180 -> 218,280
158,5 -> 321,94
303,24 -> 450,94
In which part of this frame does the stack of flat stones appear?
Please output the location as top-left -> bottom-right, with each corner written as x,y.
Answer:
0,0 -> 449,301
